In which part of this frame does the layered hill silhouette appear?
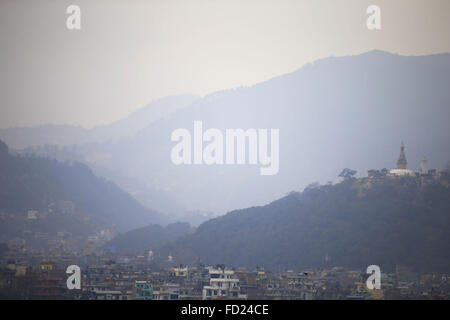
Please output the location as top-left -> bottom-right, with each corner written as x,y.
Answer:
3,50 -> 450,219
0,94 -> 198,149
0,140 -> 166,245
160,173 -> 450,273
104,222 -> 193,254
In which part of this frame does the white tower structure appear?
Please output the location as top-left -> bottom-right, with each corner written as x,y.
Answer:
420,157 -> 428,174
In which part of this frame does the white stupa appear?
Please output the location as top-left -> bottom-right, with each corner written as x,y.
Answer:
389,142 -> 415,176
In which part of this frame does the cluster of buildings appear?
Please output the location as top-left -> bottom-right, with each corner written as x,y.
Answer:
0,248 -> 449,300
0,199 -> 115,255
24,200 -> 76,221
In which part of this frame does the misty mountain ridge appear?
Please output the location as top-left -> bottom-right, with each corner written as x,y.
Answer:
0,94 -> 198,149
3,50 -> 450,220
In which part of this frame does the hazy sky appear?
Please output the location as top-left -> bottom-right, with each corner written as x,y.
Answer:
1,0 -> 449,128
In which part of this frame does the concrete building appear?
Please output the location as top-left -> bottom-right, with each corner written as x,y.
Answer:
202,267 -> 246,300
135,280 -> 153,300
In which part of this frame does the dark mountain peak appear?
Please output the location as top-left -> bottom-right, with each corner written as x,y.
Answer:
361,49 -> 396,56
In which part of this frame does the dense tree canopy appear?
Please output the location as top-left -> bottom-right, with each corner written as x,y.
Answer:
162,174 -> 450,273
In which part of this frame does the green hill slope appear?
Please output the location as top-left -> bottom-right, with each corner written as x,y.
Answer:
0,139 -> 166,246
164,174 -> 450,273
104,222 -> 193,254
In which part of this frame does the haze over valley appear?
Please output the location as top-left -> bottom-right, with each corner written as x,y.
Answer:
2,51 -> 450,222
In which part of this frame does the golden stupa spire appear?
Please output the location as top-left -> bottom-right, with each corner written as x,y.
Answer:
397,142 -> 407,169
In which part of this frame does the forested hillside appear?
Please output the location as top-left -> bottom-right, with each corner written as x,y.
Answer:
162,173 -> 450,273
0,139 -> 165,246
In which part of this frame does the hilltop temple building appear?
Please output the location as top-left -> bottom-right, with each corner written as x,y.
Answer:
367,143 -> 435,179
389,142 -> 415,176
